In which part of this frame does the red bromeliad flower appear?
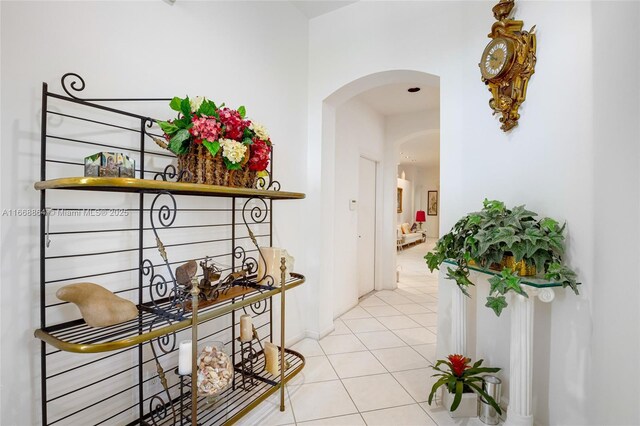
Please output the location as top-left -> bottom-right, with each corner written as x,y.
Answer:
447,354 -> 471,377
248,139 -> 271,172
189,115 -> 221,144
219,107 -> 250,141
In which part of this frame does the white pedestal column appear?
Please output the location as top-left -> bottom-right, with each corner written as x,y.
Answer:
505,288 -> 554,426
451,287 -> 467,354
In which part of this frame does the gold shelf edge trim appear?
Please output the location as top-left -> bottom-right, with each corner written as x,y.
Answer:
34,177 -> 306,199
225,348 -> 306,426
34,275 -> 305,353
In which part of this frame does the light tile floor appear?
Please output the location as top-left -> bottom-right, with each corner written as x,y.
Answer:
237,241 -> 489,426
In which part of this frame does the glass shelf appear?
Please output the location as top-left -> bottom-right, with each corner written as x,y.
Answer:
443,260 -> 564,288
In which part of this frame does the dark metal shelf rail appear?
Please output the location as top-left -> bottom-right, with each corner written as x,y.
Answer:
38,73 -> 287,426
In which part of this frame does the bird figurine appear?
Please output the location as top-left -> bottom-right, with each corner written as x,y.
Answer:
56,283 -> 138,328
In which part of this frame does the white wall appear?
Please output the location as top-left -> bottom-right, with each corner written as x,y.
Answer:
0,2 -> 309,424
307,1 -> 639,425
332,97 -> 385,317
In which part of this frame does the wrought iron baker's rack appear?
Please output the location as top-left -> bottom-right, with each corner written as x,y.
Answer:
34,73 -> 305,425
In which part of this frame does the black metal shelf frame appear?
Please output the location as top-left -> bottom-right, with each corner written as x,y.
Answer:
37,73 -> 303,426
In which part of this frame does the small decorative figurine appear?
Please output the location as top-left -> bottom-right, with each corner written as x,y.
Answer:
56,282 -> 138,327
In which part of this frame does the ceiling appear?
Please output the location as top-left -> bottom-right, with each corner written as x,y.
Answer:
399,132 -> 440,169
352,82 -> 440,169
355,83 -> 440,116
290,1 -> 359,19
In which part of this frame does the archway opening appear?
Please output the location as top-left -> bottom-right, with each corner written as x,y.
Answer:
318,70 -> 441,327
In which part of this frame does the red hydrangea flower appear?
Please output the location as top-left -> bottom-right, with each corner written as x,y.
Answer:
219,107 -> 250,140
447,354 -> 470,377
189,115 -> 221,144
248,139 -> 271,171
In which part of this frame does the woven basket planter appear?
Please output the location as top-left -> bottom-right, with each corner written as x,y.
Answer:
177,144 -> 256,188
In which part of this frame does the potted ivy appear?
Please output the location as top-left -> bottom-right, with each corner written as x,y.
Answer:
425,199 -> 579,316
428,354 -> 502,418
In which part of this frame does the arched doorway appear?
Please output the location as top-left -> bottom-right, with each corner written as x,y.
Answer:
308,69 -> 440,336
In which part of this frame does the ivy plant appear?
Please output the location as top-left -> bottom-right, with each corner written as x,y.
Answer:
425,199 -> 580,316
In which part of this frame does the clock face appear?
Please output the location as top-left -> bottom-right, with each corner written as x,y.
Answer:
480,38 -> 513,80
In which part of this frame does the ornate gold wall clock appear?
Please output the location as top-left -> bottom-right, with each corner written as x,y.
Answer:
480,0 -> 537,132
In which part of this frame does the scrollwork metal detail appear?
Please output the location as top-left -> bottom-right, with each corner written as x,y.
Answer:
142,192 -> 190,316
147,317 -> 178,426
148,394 -> 170,426
61,73 -> 87,100
239,197 -> 278,288
153,164 -> 193,183
255,170 -> 281,192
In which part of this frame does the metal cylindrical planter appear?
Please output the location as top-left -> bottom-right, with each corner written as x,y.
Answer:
479,375 -> 502,425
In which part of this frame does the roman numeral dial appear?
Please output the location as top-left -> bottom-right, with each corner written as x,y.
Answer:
480,37 -> 514,80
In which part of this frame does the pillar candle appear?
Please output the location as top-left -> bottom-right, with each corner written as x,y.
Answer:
240,314 -> 253,342
264,342 -> 279,376
178,340 -> 192,375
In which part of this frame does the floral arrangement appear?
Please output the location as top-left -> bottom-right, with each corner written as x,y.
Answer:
428,354 -> 502,414
157,96 -> 271,173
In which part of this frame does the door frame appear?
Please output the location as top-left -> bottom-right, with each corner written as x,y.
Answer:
359,154 -> 383,293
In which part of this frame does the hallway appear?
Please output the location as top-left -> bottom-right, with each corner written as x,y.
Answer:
240,240 -> 452,425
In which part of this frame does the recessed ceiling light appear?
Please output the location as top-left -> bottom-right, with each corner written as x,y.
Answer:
408,87 -> 421,93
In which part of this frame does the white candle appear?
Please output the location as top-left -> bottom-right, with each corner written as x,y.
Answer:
264,342 -> 279,376
178,340 -> 192,375
240,315 -> 253,342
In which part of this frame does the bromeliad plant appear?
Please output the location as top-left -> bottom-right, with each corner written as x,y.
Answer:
428,354 -> 502,414
425,199 -> 580,316
156,96 -> 271,172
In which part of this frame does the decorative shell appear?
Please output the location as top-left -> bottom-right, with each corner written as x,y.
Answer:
196,345 -> 233,396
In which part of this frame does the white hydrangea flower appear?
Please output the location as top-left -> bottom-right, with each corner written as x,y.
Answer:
190,96 -> 205,113
250,122 -> 270,141
220,139 -> 247,164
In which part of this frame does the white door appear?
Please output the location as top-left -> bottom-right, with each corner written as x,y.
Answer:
357,157 -> 377,297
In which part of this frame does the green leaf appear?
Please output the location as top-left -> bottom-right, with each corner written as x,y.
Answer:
485,296 -> 508,316
531,249 -> 551,273
428,377 -> 449,406
511,241 -> 527,262
490,227 -> 521,248
545,263 -> 580,294
242,137 -> 253,145
157,120 -> 179,135
238,105 -> 246,119
467,382 -> 503,415
503,205 -> 537,229
223,156 -> 243,170
169,97 -> 183,112
539,217 -> 560,232
488,275 -> 507,295
483,199 -> 505,214
173,117 -> 192,129
202,140 -> 220,157
180,97 -> 192,117
522,227 -> 544,244
450,380 -> 464,412
168,129 -> 191,155
199,100 -> 217,116
501,269 -> 527,297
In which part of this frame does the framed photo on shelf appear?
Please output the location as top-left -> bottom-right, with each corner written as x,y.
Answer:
428,190 -> 438,216
397,188 -> 403,213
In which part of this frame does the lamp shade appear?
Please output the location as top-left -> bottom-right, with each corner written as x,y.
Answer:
415,210 -> 426,222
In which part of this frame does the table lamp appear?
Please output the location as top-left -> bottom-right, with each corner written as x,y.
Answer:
416,210 -> 426,230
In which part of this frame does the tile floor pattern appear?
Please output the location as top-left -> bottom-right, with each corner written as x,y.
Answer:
236,241 -> 488,426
